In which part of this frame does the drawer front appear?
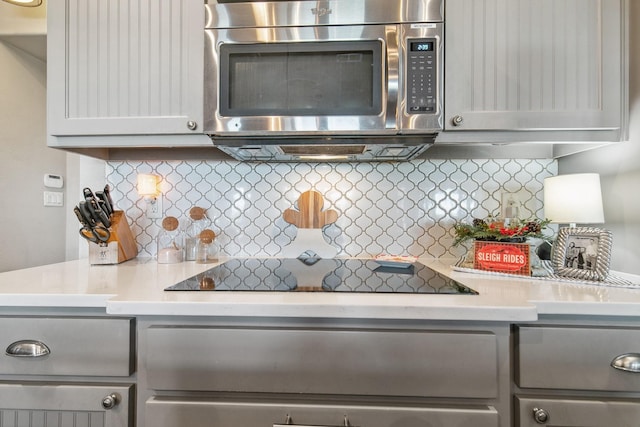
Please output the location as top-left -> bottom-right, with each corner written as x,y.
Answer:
0,383 -> 133,427
144,326 -> 498,398
516,395 -> 640,427
516,325 -> 640,392
146,398 -> 500,427
0,317 -> 133,377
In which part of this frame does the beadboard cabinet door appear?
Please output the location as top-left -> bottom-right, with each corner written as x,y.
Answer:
0,384 -> 133,427
47,0 -> 204,136
444,0 -> 626,134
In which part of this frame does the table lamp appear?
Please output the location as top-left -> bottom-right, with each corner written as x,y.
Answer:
1,0 -> 42,6
543,173 -> 611,281
543,173 -> 605,228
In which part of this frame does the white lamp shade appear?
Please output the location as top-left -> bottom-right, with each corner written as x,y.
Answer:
544,173 -> 605,224
1,0 -> 42,6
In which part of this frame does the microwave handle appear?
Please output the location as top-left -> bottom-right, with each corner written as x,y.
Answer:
385,25 -> 399,130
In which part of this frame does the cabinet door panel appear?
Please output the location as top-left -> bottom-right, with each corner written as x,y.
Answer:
0,317 -> 133,377
516,325 -> 640,392
445,0 -> 623,132
0,383 -> 133,427
143,326 -> 498,398
147,398 -> 499,427
516,396 -> 640,427
47,0 -> 203,135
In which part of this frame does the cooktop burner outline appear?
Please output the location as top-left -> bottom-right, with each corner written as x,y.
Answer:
165,258 -> 478,295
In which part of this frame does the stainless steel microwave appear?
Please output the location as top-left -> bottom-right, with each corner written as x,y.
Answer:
204,0 -> 444,161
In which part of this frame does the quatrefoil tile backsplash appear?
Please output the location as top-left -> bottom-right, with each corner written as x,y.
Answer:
106,159 -> 557,258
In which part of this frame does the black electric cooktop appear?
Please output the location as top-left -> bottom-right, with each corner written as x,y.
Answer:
165,258 -> 478,294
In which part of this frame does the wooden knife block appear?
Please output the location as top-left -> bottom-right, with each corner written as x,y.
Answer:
89,211 -> 138,265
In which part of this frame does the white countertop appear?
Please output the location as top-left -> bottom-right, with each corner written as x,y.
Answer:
1,257 -> 640,321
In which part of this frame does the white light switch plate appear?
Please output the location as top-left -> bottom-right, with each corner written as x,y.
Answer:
44,191 -> 64,207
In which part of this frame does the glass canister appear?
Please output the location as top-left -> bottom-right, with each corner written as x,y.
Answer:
184,206 -> 210,261
157,216 -> 184,264
195,229 -> 218,264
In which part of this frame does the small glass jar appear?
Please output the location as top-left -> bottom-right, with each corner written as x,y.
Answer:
157,216 -> 184,264
195,229 -> 218,264
184,206 -> 210,261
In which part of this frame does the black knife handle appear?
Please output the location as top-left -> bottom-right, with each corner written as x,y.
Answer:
104,184 -> 116,212
73,205 -> 89,227
95,191 -> 113,217
78,202 -> 97,227
86,197 -> 111,228
82,187 -> 95,200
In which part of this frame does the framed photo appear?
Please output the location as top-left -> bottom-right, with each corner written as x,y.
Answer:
551,227 -> 612,281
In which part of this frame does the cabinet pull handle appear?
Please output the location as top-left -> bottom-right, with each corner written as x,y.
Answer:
101,393 -> 120,410
451,115 -> 464,126
5,340 -> 50,357
274,414 -> 354,427
611,353 -> 640,373
532,407 -> 549,424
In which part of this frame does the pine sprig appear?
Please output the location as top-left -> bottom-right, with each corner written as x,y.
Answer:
453,217 -> 551,246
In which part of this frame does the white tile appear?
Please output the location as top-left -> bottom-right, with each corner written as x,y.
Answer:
107,159 -> 556,258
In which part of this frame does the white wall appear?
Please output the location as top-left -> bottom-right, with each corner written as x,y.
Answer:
0,40 -> 66,272
0,1 -> 107,270
557,1 -> 640,274
64,153 -> 107,261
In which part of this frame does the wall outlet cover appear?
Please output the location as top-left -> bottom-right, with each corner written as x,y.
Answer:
501,192 -> 523,219
146,195 -> 163,219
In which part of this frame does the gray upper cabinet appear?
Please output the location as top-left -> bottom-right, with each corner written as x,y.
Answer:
443,0 -> 627,142
47,0 -> 204,136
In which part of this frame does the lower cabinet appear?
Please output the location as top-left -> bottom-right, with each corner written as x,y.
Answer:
514,321 -> 640,427
0,313 -> 136,427
515,396 -> 640,427
146,397 -> 499,427
0,383 -> 133,427
137,318 -> 511,427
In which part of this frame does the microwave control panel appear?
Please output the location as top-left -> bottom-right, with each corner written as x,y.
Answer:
406,38 -> 438,114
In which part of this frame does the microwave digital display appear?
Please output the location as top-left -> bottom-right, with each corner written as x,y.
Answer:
410,41 -> 433,52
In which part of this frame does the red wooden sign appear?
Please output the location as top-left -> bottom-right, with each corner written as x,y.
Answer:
473,241 -> 531,276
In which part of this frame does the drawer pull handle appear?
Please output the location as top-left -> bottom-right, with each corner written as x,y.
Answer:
101,393 -> 120,410
274,414 -> 354,427
532,407 -> 549,424
611,353 -> 640,373
5,340 -> 50,357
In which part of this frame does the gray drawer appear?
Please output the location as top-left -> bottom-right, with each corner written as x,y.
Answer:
146,397 -> 500,427
144,326 -> 498,398
0,316 -> 134,377
516,395 -> 640,427
0,383 -> 133,426
516,325 -> 640,392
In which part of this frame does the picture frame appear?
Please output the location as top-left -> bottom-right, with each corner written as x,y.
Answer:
551,227 -> 612,281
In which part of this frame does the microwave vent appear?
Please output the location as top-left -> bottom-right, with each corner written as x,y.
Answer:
210,134 -> 435,161
280,145 -> 367,156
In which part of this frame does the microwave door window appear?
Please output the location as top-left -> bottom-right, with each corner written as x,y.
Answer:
228,53 -> 287,112
220,41 -> 382,117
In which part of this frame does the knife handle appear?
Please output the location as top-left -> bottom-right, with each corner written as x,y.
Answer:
95,191 -> 113,216
104,184 -> 116,211
87,197 -> 111,228
77,202 -> 97,227
73,206 -> 89,227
